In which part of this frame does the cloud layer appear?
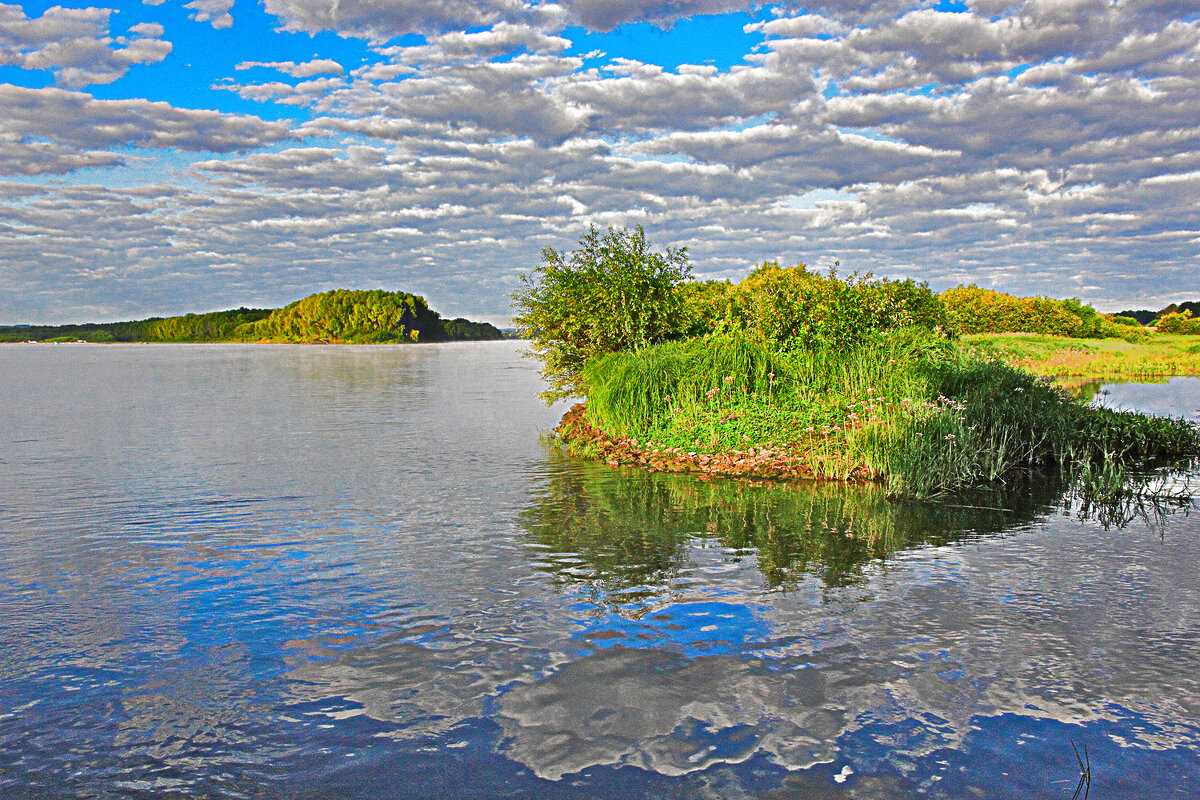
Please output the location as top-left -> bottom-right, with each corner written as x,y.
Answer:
1,0 -> 1197,323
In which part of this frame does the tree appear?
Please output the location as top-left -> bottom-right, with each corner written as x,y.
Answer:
513,225 -> 691,401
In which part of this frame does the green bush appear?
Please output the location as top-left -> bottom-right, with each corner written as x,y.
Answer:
1155,310 -> 1200,335
681,263 -> 950,349
513,225 -> 691,401
941,285 -> 1115,338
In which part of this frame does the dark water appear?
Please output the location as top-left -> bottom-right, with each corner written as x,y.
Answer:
2,342 -> 1199,799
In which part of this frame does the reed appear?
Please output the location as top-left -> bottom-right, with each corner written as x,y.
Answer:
567,328 -> 1200,499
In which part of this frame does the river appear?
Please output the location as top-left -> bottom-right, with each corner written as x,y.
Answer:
1,341 -> 1198,798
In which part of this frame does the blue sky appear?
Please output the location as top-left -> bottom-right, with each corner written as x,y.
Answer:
1,0 -> 1198,324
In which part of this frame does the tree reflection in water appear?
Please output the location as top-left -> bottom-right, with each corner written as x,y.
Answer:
520,452 -> 1196,612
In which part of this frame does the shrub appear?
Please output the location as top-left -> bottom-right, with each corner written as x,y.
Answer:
513,225 -> 691,401
681,263 -> 950,350
1155,310 -> 1200,335
940,285 -> 1116,338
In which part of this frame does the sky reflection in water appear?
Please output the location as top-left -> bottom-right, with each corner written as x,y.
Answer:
1,343 -> 1198,798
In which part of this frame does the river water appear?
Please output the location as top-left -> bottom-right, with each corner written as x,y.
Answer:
1,342 -> 1198,798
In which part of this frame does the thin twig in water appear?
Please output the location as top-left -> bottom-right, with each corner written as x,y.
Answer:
1070,740 -> 1091,800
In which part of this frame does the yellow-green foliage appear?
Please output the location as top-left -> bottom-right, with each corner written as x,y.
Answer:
940,284 -> 1128,339
681,263 -> 950,349
141,308 -> 272,342
1156,310 -> 1200,335
244,289 -> 442,343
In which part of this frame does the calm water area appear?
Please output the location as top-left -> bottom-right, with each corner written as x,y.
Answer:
2,342 -> 1199,799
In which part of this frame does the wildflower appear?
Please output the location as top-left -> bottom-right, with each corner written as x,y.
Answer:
945,434 -> 955,440
725,375 -> 734,384
768,372 -> 775,379
916,433 -> 923,438
1014,387 -> 1024,393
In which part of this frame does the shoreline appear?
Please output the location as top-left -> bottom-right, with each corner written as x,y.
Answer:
555,402 -> 876,484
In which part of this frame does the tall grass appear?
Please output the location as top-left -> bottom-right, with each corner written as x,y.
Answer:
571,329 -> 1200,499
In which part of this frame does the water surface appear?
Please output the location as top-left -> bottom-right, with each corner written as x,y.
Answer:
2,343 -> 1198,798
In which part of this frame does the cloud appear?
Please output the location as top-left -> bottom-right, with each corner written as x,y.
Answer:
235,58 -> 346,77
143,0 -> 235,30
0,3 -> 172,88
5,0 -> 1200,323
568,0 -> 753,32
262,0 -> 544,41
0,84 -> 292,175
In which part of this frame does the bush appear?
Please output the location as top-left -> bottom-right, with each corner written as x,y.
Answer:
513,225 -> 691,401
681,263 -> 950,350
1155,310 -> 1200,335
941,285 -> 1114,338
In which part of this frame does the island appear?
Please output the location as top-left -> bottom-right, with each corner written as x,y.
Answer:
0,289 -> 504,344
514,226 -> 1200,499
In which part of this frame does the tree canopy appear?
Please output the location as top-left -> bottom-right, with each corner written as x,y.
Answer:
512,224 -> 691,401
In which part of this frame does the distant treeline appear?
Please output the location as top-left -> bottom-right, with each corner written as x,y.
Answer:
1114,301 -> 1200,327
0,289 -> 503,344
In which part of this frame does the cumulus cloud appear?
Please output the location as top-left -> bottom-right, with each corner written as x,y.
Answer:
568,0 -> 753,32
258,0 -> 763,39
0,3 -> 172,87
143,0 -> 234,29
262,0 -> 542,40
235,58 -> 346,77
4,0 -> 1200,323
0,85 -> 291,175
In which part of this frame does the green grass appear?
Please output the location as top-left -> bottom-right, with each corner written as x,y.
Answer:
565,329 -> 1200,499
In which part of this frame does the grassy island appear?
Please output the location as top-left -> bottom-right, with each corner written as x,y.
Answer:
515,226 -> 1200,499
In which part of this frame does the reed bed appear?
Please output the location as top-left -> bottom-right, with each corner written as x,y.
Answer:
566,329 -> 1200,499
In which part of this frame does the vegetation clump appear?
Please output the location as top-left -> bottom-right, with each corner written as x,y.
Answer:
241,289 -> 441,343
513,224 -> 690,400
940,284 -> 1142,340
515,227 -> 1200,499
1155,309 -> 1200,335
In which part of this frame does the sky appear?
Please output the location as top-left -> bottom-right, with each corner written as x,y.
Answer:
1,0 -> 1198,325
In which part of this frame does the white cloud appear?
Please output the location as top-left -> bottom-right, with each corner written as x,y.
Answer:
4,0 -> 1200,322
0,84 -> 292,175
236,58 -> 346,77
0,3 -> 172,87
144,0 -> 234,29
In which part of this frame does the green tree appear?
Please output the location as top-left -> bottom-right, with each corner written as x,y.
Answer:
513,225 -> 691,401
